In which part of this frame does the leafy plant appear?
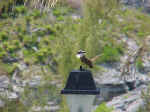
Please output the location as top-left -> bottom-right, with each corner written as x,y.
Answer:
31,10 -> 41,19
14,5 -> 27,15
137,85 -> 150,112
0,32 -> 9,41
94,103 -> 113,112
0,47 -> 6,58
35,47 -> 52,63
45,25 -> 56,35
136,57 -> 144,71
100,44 -> 123,63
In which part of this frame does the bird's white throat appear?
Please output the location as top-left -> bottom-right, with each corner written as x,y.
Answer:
76,54 -> 84,58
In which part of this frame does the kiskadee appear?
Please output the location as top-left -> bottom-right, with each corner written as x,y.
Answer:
76,50 -> 101,68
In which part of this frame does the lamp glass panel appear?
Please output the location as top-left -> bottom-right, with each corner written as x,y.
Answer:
66,95 -> 95,112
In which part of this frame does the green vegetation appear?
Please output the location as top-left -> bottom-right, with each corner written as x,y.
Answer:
94,103 -> 113,112
137,86 -> 150,112
136,57 -> 144,71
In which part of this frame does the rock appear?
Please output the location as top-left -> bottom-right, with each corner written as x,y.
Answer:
7,92 -> 19,100
0,99 -> 5,107
28,76 -> 42,88
120,0 -> 150,13
32,28 -> 45,33
12,85 -> 24,93
47,101 -> 56,106
71,14 -> 81,20
105,84 -> 147,112
32,46 -> 38,51
37,37 -> 41,43
0,75 -> 10,89
49,105 -> 60,112
31,106 -> 42,112
98,19 -> 102,24
31,105 -> 60,112
66,0 -> 83,9
18,61 -> 28,71
2,56 -> 19,63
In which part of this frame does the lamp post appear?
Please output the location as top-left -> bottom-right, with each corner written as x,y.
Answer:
61,69 -> 100,112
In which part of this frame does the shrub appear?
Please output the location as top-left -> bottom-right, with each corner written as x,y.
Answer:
6,45 -> 17,53
136,57 -> 144,71
2,41 -> 9,49
53,9 -> 62,17
36,30 -> 46,37
35,48 -> 52,63
0,47 -> 6,58
0,13 -> 8,19
137,85 -> 150,112
12,40 -> 21,49
122,24 -> 135,34
100,44 -> 123,63
18,33 -> 24,42
31,10 -> 41,19
25,15 -> 32,23
0,32 -> 9,41
83,0 -> 119,23
137,31 -> 145,37
94,103 -> 113,112
56,15 -> 64,21
23,35 -> 37,48
14,5 -> 27,15
45,25 -> 56,35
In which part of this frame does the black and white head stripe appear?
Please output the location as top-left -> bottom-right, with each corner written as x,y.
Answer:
77,50 -> 86,54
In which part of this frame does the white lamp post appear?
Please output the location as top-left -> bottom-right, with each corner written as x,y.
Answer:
61,69 -> 100,112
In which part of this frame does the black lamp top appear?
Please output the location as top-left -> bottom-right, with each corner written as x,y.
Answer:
61,69 -> 100,95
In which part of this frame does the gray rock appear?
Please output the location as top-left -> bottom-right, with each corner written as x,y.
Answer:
7,92 -> 19,100
31,105 -> 60,112
71,14 -> 81,20
12,85 -> 24,93
0,75 -> 10,89
121,0 -> 150,13
0,99 -> 5,107
31,106 -> 42,112
2,56 -> 19,63
49,105 -> 60,112
28,76 -> 42,88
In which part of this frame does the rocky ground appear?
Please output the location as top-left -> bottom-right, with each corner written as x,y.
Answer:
93,35 -> 150,112
0,65 -> 61,112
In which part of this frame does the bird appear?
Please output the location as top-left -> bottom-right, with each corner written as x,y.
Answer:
76,50 -> 101,68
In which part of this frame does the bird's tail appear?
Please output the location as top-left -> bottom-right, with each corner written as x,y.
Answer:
90,54 -> 102,62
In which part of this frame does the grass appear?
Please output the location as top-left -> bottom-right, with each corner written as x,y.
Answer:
136,57 -> 144,71
94,103 -> 113,112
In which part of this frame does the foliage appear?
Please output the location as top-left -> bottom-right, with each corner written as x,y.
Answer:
137,85 -> 150,112
0,31 -> 9,41
35,48 -> 52,63
100,43 -> 123,63
31,10 -> 42,19
94,103 -> 113,112
136,57 -> 144,71
14,5 -> 27,15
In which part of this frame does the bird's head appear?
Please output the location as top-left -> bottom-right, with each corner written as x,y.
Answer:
76,50 -> 86,58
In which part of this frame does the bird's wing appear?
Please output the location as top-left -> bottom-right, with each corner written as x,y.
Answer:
90,54 -> 102,62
